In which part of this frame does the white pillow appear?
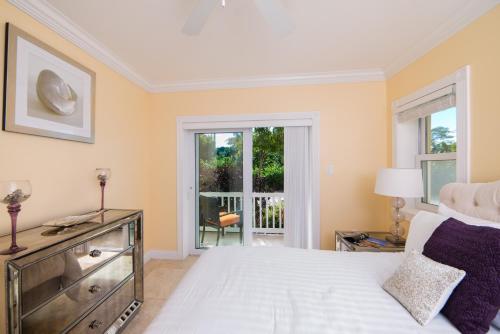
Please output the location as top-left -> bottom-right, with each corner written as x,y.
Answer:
383,251 -> 466,326
405,211 -> 447,254
438,203 -> 500,229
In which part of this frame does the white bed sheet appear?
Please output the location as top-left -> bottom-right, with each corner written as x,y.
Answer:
145,246 -> 471,334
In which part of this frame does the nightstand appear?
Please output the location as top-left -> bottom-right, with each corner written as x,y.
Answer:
335,231 -> 405,252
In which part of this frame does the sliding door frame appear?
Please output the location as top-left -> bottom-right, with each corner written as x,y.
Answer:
177,112 -> 320,259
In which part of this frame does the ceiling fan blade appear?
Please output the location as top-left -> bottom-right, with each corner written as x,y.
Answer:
253,0 -> 294,36
182,0 -> 220,35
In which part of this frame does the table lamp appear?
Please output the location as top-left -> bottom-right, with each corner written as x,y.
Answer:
374,168 -> 424,245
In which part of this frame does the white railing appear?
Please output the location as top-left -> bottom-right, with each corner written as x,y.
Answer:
199,192 -> 285,234
252,193 -> 285,234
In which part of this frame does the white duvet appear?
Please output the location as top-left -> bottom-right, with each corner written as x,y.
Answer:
144,246 -> 476,333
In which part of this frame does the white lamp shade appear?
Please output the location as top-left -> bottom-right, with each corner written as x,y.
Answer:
375,168 -> 424,198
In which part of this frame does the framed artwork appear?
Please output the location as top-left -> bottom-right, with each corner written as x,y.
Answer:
2,23 -> 95,143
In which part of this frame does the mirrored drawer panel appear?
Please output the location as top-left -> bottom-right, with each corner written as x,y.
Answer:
22,251 -> 133,334
68,277 -> 135,334
21,222 -> 136,314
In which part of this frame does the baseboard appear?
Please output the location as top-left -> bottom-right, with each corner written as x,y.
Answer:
144,250 -> 182,263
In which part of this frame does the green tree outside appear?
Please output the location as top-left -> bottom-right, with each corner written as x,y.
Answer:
430,126 -> 456,153
198,128 -> 284,193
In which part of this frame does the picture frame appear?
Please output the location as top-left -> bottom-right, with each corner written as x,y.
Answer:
2,23 -> 96,143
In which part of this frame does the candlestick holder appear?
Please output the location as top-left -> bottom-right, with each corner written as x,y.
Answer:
96,168 -> 111,210
0,180 -> 31,255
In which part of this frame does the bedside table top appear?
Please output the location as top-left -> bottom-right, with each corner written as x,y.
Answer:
336,231 -> 405,252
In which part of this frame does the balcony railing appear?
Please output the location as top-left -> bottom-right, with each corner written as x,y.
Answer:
199,192 -> 285,234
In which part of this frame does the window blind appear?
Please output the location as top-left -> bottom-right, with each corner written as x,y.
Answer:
396,85 -> 456,123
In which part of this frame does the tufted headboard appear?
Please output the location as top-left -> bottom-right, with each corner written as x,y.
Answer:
439,181 -> 500,223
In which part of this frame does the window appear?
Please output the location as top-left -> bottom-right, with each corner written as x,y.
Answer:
392,67 -> 469,213
417,107 -> 457,206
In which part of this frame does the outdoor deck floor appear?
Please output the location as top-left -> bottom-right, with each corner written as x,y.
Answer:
200,231 -> 284,247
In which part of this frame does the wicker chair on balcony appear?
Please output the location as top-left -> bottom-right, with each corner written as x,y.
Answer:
200,195 -> 243,246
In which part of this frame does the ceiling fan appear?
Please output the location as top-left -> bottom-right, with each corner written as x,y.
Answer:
182,0 -> 294,36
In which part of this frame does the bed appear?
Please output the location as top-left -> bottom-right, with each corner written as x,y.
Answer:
146,182 -> 500,334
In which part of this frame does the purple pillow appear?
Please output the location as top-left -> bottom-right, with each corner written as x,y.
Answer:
422,218 -> 500,334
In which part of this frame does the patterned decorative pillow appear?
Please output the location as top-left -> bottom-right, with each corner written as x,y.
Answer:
423,218 -> 500,333
383,250 -> 465,326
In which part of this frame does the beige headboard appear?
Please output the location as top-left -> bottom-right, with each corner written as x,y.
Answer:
440,181 -> 500,223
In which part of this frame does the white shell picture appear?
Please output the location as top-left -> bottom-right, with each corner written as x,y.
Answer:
4,24 -> 95,143
36,69 -> 78,116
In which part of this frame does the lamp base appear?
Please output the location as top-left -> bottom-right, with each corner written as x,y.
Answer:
0,245 -> 27,255
385,235 -> 406,245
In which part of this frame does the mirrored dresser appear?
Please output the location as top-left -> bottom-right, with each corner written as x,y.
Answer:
0,209 -> 143,334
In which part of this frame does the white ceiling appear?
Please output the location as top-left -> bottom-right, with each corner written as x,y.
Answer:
11,0 -> 499,91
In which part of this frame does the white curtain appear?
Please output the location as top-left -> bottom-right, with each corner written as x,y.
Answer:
284,126 -> 312,248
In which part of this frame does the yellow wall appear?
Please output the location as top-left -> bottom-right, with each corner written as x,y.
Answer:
0,1 -> 151,237
5,0 -> 497,255
1,0 -> 390,253
2,0 -> 391,254
387,5 -> 500,182
149,83 -> 390,251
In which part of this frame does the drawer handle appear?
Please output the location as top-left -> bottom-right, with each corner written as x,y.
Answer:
89,249 -> 102,257
89,319 -> 103,330
88,285 -> 102,294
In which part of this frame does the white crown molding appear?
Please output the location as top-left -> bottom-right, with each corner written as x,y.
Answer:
7,0 -> 384,92
8,0 -> 499,91
148,69 -> 386,93
384,0 -> 500,78
7,0 -> 154,90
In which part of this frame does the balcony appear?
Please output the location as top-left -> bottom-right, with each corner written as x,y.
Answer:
199,192 -> 284,247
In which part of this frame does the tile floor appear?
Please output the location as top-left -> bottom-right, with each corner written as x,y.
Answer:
200,231 -> 284,247
122,256 -> 198,334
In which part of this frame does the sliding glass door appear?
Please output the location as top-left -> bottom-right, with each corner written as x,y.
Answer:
195,130 -> 252,249
190,127 -> 289,252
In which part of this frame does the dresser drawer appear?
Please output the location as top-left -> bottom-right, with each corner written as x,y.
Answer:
68,277 -> 135,334
21,251 -> 133,334
21,222 -> 136,314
